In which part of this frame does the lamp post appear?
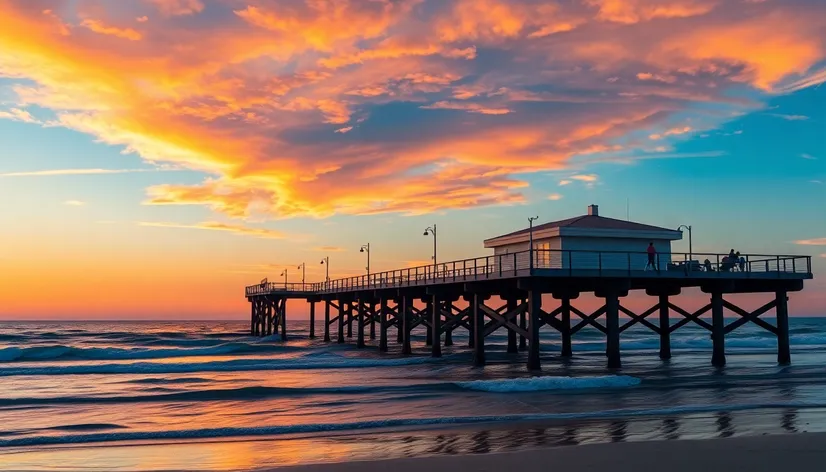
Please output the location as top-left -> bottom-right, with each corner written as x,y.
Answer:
320,257 -> 329,289
528,216 -> 539,271
297,263 -> 305,290
423,224 -> 437,277
280,268 -> 288,289
360,243 -> 370,285
677,225 -> 693,262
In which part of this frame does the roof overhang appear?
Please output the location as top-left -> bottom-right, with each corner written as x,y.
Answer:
484,227 -> 682,248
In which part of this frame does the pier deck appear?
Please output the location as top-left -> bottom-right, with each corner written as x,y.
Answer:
245,249 -> 813,370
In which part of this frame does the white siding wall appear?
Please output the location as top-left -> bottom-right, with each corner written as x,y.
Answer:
560,237 -> 673,270
490,237 -> 673,271
493,237 -> 560,273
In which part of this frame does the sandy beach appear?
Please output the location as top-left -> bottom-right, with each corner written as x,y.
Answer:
277,433 -> 826,472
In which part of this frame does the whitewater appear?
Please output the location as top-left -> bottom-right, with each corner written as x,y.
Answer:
2,319 -> 826,470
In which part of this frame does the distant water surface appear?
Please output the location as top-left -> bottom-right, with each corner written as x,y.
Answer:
1,318 -> 826,471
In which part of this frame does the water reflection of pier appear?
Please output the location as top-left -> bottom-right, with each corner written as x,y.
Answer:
336,410 -> 801,457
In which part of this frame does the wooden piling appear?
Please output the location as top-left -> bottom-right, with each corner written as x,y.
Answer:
711,292 -> 726,367
369,302 -> 376,340
347,303 -> 353,338
397,303 -> 404,344
402,296 -> 412,356
337,301 -> 345,344
425,298 -> 433,346
357,299 -> 366,348
250,301 -> 255,335
776,290 -> 790,365
527,290 -> 542,371
605,293 -> 621,369
279,298 -> 287,341
519,305 -> 527,351
268,299 -> 273,336
431,294 -> 442,358
323,301 -> 331,342
507,298 -> 518,354
379,298 -> 388,352
309,301 -> 316,339
444,301 -> 453,347
560,297 -> 573,357
472,294 -> 485,367
659,295 -> 671,360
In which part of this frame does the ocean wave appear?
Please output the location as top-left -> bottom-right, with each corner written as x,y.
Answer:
0,342 -> 304,363
456,375 -> 641,392
0,385 -> 425,407
2,401 -> 824,448
0,375 -> 645,406
0,356 -> 438,377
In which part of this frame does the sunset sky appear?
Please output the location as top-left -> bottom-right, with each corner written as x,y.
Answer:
0,0 -> 824,319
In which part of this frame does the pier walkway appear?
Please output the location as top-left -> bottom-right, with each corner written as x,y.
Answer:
245,249 -> 813,370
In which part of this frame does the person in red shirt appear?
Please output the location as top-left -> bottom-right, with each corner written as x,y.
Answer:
646,242 -> 657,271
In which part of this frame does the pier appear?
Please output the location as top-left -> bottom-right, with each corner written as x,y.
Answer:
245,208 -> 813,370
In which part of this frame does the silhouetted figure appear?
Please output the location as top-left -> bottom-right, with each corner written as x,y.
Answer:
736,251 -> 745,272
645,242 -> 657,271
704,259 -> 713,271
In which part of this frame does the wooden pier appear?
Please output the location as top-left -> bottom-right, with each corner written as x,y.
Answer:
246,249 -> 812,370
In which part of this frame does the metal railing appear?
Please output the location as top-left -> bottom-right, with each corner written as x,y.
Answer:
245,250 -> 812,296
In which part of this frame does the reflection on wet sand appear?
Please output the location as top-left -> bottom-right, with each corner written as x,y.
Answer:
0,408 -> 814,472
334,408 -> 806,458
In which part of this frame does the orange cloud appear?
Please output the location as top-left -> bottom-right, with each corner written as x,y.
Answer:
147,0 -> 204,17
586,0 -> 717,24
80,19 -> 142,41
661,11 -> 825,90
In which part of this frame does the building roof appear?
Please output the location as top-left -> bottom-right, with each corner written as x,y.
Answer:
484,207 -> 681,246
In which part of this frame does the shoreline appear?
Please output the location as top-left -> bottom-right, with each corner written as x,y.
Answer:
273,433 -> 826,472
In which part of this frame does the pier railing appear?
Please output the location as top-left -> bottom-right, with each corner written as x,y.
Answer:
245,250 -> 812,296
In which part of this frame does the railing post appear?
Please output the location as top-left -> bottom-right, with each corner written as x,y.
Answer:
776,256 -> 781,278
513,253 -> 517,276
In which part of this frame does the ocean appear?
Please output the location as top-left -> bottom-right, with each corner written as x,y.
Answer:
1,318 -> 826,471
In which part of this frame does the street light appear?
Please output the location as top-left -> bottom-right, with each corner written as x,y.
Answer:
297,263 -> 305,290
320,257 -> 329,288
528,216 -> 539,270
677,225 -> 693,262
359,243 -> 370,283
280,268 -> 288,289
423,224 -> 437,276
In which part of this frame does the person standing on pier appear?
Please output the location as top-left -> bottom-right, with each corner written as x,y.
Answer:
646,242 -> 658,271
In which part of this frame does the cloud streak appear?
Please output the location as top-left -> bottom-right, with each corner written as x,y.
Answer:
139,221 -> 287,239
0,168 -> 166,177
795,238 -> 826,246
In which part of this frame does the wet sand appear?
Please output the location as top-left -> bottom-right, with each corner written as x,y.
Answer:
276,433 -> 826,472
